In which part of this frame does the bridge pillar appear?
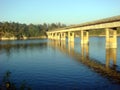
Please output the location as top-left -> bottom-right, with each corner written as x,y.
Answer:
106,28 -> 117,48
81,30 -> 89,45
61,33 -> 66,41
57,33 -> 60,40
54,33 -> 58,40
49,33 -> 52,40
47,33 -> 51,39
68,32 -> 74,54
68,32 -> 74,42
50,33 -> 54,40
49,33 -> 52,39
53,33 -> 56,40
52,33 -> 54,40
47,33 -> 50,39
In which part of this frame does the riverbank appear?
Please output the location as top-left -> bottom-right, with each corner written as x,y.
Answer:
0,36 -> 47,41
1,35 -> 120,41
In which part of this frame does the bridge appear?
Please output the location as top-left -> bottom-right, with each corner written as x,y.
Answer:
46,15 -> 120,48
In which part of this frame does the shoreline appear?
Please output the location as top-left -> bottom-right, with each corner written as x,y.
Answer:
0,36 -> 47,41
1,35 -> 120,41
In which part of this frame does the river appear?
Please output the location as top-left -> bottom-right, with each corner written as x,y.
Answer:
0,37 -> 120,90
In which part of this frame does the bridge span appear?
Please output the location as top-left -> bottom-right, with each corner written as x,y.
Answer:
46,15 -> 120,48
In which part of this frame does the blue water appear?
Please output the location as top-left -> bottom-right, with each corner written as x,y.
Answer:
0,37 -> 120,90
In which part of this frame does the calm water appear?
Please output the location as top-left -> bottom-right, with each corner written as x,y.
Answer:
0,37 -> 120,90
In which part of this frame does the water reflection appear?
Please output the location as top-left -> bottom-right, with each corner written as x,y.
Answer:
81,44 -> 89,60
0,40 -> 47,57
106,48 -> 117,70
49,40 -> 120,83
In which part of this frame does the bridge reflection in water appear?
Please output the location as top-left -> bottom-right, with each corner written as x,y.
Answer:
48,40 -> 120,83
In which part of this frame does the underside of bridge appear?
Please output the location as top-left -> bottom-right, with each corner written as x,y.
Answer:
47,28 -> 118,48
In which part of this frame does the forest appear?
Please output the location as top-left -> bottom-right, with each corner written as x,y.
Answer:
0,22 -> 66,40
0,21 -> 120,40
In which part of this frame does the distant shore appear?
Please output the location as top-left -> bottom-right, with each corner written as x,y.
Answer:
0,36 -> 47,41
1,35 -> 120,41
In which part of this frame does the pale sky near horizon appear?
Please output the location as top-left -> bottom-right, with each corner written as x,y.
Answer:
0,0 -> 120,25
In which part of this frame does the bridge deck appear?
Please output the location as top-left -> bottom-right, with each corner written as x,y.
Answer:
47,15 -> 120,33
66,15 -> 120,29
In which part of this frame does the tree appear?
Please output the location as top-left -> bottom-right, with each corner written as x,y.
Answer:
0,21 -> 66,39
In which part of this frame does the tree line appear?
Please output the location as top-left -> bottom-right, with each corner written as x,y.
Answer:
0,21 -> 120,40
0,22 -> 66,39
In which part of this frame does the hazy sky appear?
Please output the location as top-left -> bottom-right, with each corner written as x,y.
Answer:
0,0 -> 120,25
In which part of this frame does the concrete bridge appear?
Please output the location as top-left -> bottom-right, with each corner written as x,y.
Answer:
46,15 -> 120,48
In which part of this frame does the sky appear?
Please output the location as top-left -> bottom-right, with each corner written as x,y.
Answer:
0,0 -> 120,25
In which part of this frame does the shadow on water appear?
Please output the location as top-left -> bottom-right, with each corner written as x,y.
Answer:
48,40 -> 120,84
0,40 -> 47,57
0,71 -> 32,90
